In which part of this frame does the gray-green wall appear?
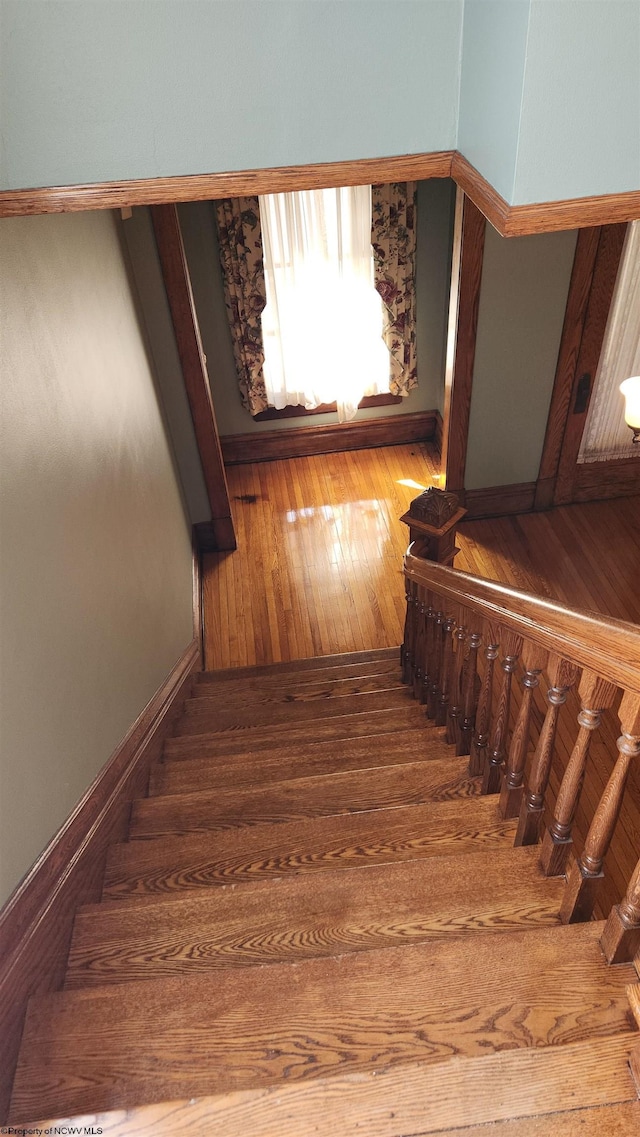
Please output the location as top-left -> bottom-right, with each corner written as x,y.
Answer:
0,211 -> 194,904
465,224 -> 577,490
178,178 -> 456,435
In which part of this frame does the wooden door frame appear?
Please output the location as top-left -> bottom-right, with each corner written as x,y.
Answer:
151,204 -> 236,551
534,222 -> 630,509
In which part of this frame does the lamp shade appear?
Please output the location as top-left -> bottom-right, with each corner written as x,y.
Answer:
620,376 -> 640,431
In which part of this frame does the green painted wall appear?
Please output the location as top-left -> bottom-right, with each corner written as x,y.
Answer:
465,224 -> 578,490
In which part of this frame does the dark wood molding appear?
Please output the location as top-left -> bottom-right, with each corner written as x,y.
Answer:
192,531 -> 204,661
220,410 -> 438,465
253,394 -> 402,421
571,457 -> 640,503
0,152 -> 454,218
150,204 -> 236,550
193,517 -> 237,553
441,189 -> 486,494
0,638 -> 200,1123
433,409 -> 444,458
534,227 -> 602,510
553,224 -> 628,506
462,482 -> 536,520
3,149 -> 638,236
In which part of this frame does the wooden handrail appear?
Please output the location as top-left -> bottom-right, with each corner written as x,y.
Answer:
404,550 -> 640,696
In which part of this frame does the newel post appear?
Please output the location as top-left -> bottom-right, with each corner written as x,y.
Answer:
400,487 -> 466,567
560,691 -> 640,925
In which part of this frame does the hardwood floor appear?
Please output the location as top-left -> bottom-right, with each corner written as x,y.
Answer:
203,444 -> 640,669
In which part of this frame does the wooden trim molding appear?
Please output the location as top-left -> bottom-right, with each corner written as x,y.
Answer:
0,639 -> 200,1123
534,227 -> 602,510
0,152 -> 454,218
463,482 -> 536,521
2,150 -> 638,236
220,410 -> 438,465
151,204 -> 236,550
441,189 -> 486,494
553,224 -> 628,506
571,456 -> 640,503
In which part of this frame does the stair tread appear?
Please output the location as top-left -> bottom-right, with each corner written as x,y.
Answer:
11,953 -> 636,1125
163,705 -> 432,758
30,1098 -> 640,1137
175,688 -> 413,734
103,797 -> 518,899
198,647 -> 398,682
191,669 -> 404,702
151,727 -> 451,794
68,846 -> 564,983
133,758 -> 482,837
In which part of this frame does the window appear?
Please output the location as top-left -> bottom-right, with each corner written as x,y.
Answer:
259,185 -> 390,422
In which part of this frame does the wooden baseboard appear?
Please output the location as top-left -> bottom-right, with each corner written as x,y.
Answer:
220,410 -> 438,465
463,481 -> 536,520
0,638 -> 200,1123
194,516 -> 237,552
571,457 -> 640,503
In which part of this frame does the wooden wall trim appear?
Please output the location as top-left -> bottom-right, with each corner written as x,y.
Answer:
553,224 -> 628,506
0,152 -> 454,217
463,481 -> 536,520
571,457 -> 640,503
220,410 -> 438,465
2,150 -> 638,236
534,227 -> 602,510
441,189 -> 486,494
150,204 -> 236,550
0,638 -> 200,1124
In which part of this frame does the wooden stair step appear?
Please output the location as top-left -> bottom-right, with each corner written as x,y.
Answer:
132,758 -> 482,838
103,797 -> 518,900
149,727 -> 453,795
25,1038 -> 640,1137
11,930 -> 636,1122
30,1097 -> 640,1137
191,667 -> 403,702
175,687 -> 413,733
68,846 -> 565,987
197,647 -> 399,683
427,1103 -> 640,1137
163,704 -> 431,758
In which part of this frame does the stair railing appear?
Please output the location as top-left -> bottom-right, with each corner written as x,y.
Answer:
402,547 -> 640,962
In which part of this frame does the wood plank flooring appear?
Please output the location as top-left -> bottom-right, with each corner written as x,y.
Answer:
202,444 -> 640,669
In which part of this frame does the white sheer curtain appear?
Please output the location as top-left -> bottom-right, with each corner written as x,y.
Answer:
579,220 -> 640,462
259,185 -> 390,422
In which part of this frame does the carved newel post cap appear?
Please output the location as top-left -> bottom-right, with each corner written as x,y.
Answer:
407,487 -> 460,527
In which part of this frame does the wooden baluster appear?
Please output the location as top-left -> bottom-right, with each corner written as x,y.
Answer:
514,656 -> 578,844
481,630 -> 523,794
414,592 -> 432,704
411,587 -> 427,701
436,616 -> 456,727
427,607 -> 445,719
499,643 -> 548,819
539,670 -> 617,876
601,853 -> 640,964
420,596 -> 437,707
446,615 -> 467,748
560,691 -> 640,924
458,627 -> 481,756
469,626 -> 499,777
400,577 -> 413,683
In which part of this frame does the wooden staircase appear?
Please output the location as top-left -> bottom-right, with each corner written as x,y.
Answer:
9,571 -> 640,1133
